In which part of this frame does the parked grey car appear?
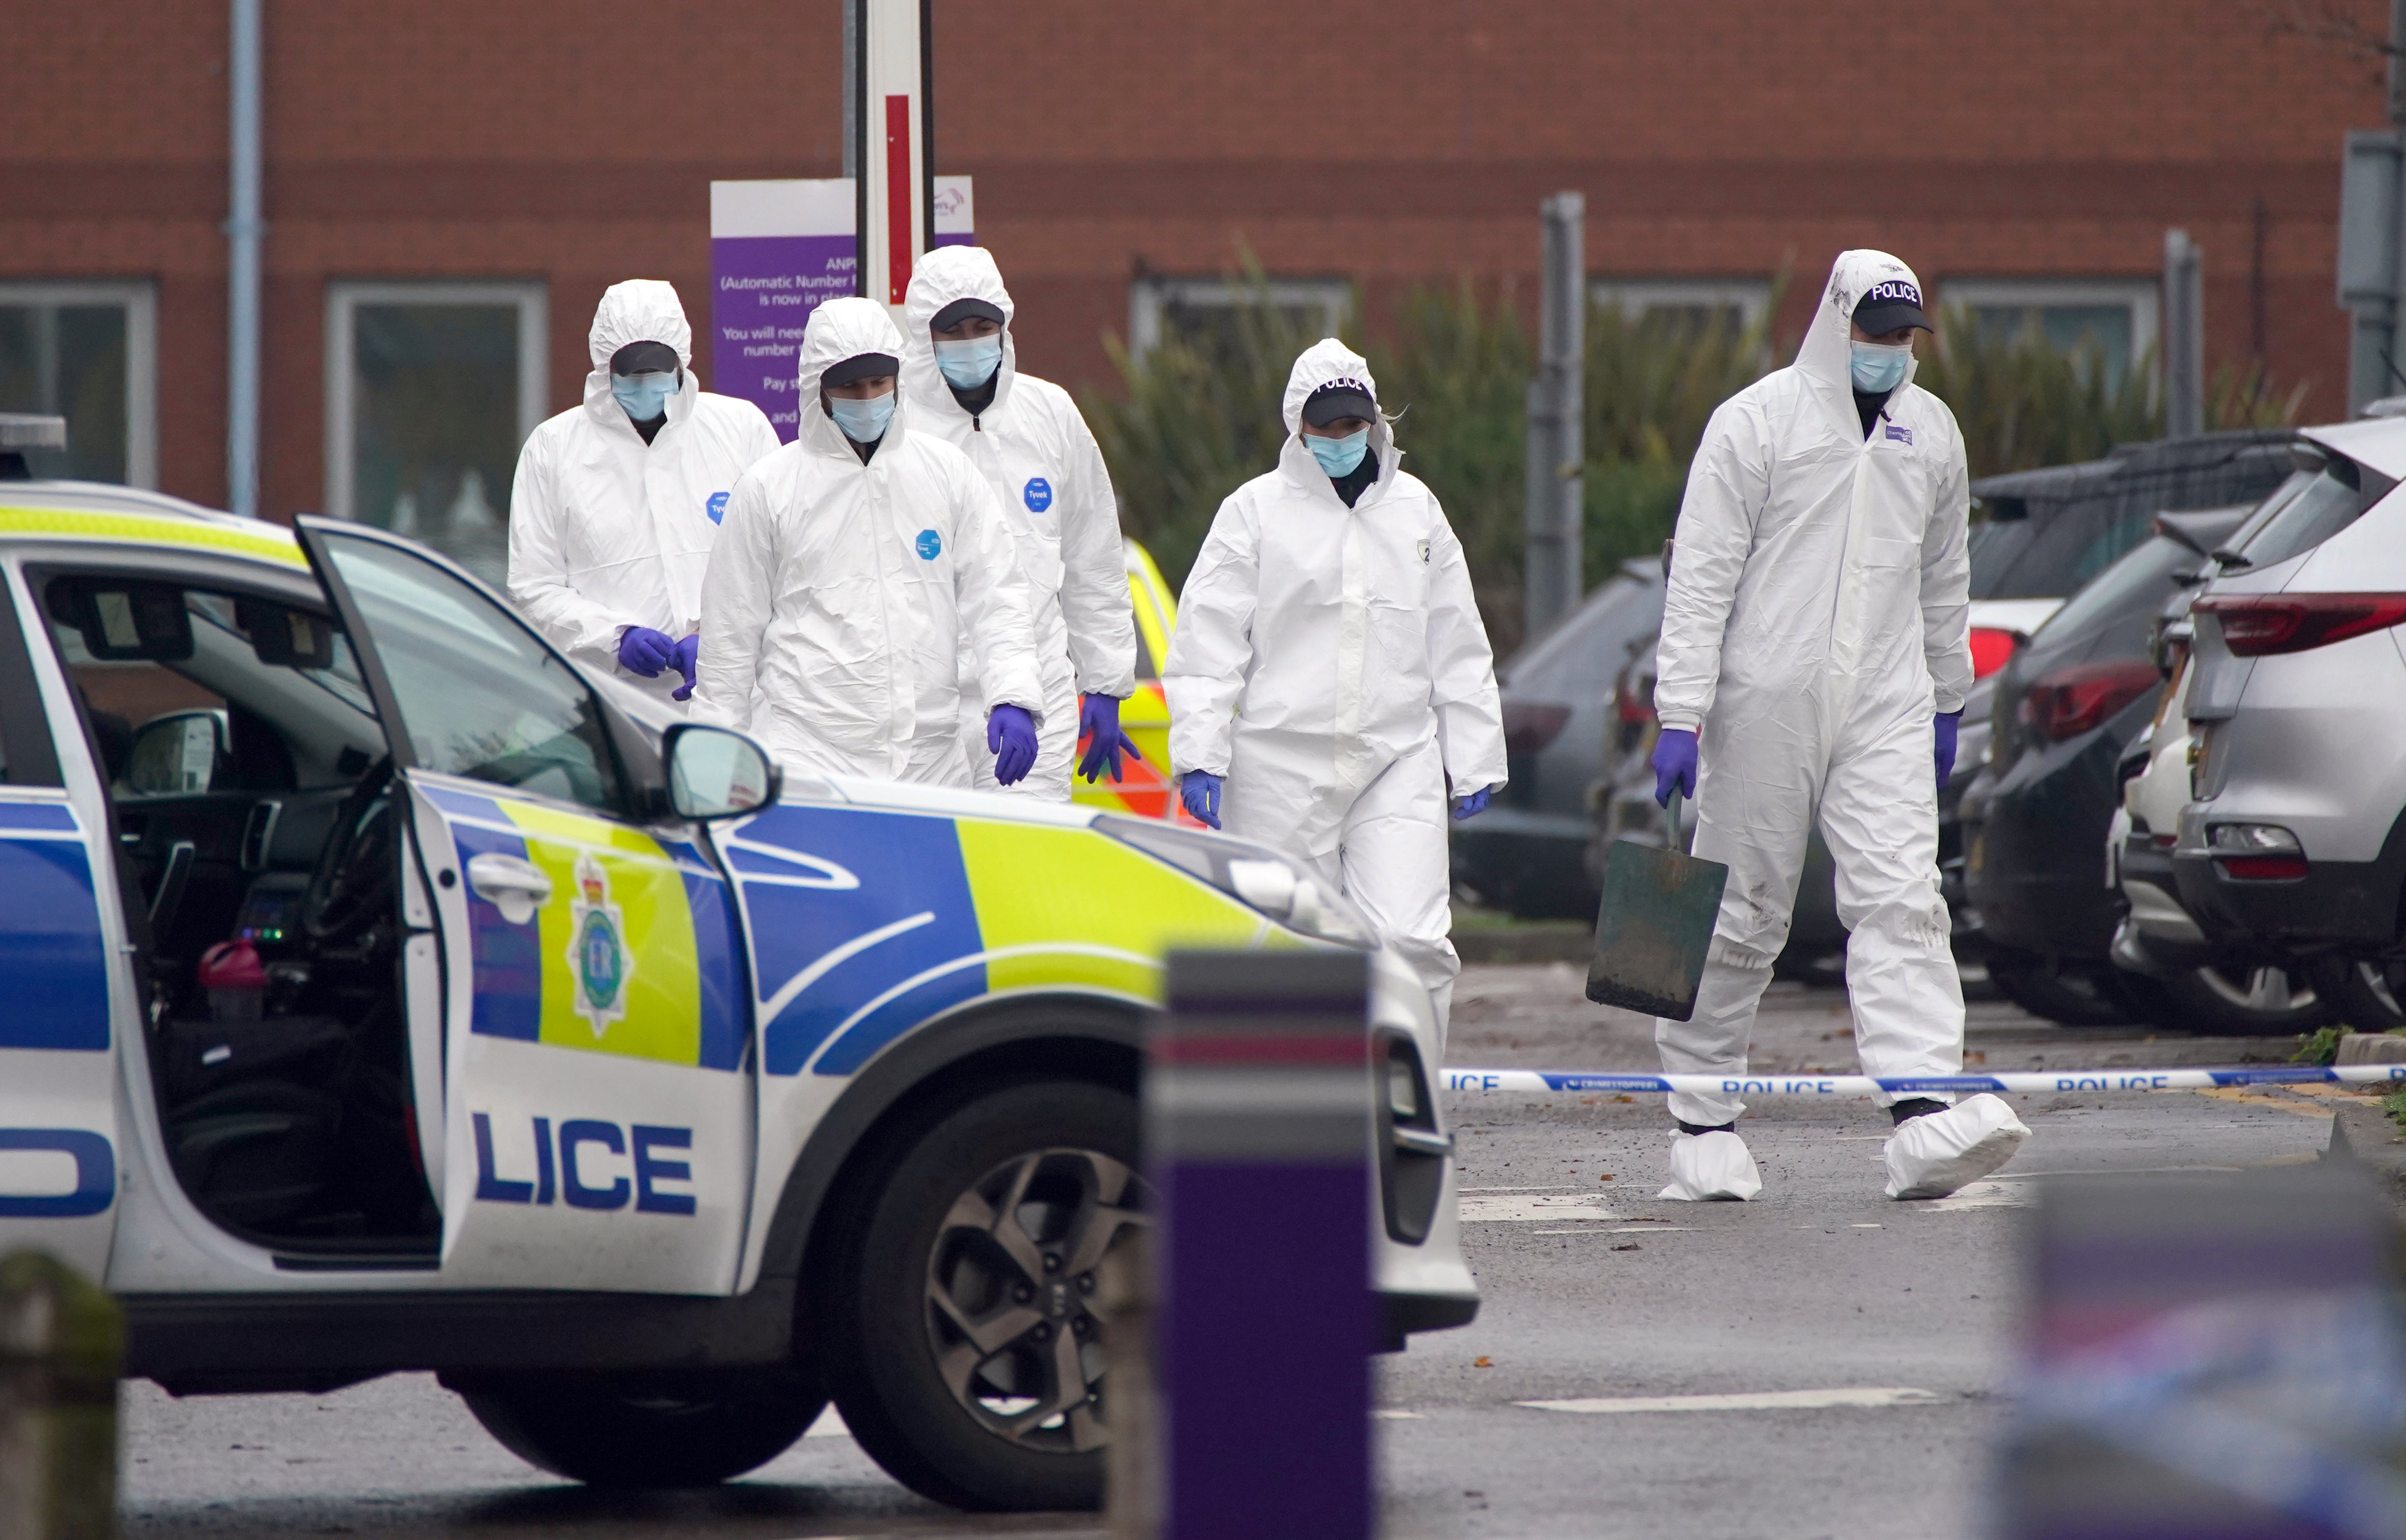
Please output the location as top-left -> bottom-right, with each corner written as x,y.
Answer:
2171,413 -> 2406,1025
1453,560 -> 1663,919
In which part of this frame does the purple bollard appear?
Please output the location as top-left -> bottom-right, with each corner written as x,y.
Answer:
1152,949 -> 1372,1540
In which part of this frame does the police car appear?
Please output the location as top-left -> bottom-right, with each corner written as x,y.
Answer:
0,482 -> 1475,1511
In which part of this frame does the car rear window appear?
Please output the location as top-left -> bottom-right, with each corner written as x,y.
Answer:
1967,503 -> 2162,602
2220,453 -> 2397,571
2027,533 -> 2196,655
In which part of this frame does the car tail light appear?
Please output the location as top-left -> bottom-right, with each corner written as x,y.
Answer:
1614,681 -> 1655,726
2216,855 -> 2308,881
2017,661 -> 2159,743
1502,700 -> 1573,757
2192,592 -> 2406,657
1968,626 -> 2018,679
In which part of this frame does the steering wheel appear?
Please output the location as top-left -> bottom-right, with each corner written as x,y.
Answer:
302,756 -> 398,943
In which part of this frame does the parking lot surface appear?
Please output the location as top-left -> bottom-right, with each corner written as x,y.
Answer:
122,964 -> 2343,1539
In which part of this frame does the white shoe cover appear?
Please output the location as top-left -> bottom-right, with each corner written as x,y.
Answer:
1882,1093 -> 2031,1199
1660,1130 -> 1763,1201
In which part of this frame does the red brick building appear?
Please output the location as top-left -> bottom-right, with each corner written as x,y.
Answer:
0,1 -> 2383,550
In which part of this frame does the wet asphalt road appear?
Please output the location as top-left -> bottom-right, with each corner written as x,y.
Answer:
121,964 -> 2347,1539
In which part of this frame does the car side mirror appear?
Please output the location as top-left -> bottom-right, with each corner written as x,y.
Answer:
662,724 -> 781,820
126,711 -> 225,794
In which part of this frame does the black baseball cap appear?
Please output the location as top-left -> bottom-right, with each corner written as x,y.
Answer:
1301,381 -> 1378,427
929,297 -> 1006,332
821,351 -> 901,388
1854,279 -> 1931,336
609,340 -> 681,376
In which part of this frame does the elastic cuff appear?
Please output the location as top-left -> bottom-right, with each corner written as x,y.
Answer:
1656,716 -> 1701,735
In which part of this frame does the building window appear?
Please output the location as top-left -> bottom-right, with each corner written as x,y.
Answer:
325,281 -> 546,587
0,282 -> 159,487
1128,276 -> 1350,363
1941,280 -> 2159,387
1590,279 -> 1771,340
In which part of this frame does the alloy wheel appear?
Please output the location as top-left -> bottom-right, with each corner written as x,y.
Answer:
922,1146 -> 1146,1454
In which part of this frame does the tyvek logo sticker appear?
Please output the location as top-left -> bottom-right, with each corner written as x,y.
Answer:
1884,422 -> 1914,445
1023,476 -> 1053,512
707,491 -> 729,524
916,529 -> 943,560
566,853 -> 632,1038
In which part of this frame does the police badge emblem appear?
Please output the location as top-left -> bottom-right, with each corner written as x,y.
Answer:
565,852 -> 632,1037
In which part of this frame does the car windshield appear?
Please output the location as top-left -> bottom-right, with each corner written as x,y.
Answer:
2220,455 -> 2395,569
1502,572 -> 1663,702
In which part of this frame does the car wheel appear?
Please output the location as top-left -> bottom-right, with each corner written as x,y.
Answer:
2311,956 -> 2406,1031
817,1079 -> 1146,1513
1984,947 -> 2132,1027
2146,962 -> 2331,1035
455,1369 -> 825,1488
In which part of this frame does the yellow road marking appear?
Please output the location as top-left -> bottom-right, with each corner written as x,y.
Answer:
2188,1085 -> 2335,1120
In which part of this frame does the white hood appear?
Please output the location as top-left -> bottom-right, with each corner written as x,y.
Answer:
1281,337 -> 1379,436
1798,249 -> 1925,400
583,279 -> 700,430
588,279 -> 694,370
901,245 -> 1019,413
1278,337 -> 1396,494
795,296 -> 910,456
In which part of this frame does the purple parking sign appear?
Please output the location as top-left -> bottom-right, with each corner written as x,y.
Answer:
709,177 -> 974,442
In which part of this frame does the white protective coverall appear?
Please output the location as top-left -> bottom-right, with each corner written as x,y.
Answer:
1165,340 -> 1507,1024
508,280 -> 779,708
689,296 -> 1045,785
901,247 -> 1136,800
1652,250 -> 1973,1129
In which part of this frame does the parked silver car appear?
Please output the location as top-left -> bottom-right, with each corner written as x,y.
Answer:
2171,412 -> 2406,1025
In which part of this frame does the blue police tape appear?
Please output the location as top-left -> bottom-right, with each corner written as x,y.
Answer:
1441,1065 -> 2406,1097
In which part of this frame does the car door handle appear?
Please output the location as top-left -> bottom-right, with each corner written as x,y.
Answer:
466,853 -> 551,925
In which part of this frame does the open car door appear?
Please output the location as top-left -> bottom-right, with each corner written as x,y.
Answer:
292,518 -> 753,1294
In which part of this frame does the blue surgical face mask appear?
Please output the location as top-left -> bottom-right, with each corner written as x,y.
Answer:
933,334 -> 1004,390
1307,426 -> 1371,478
827,389 -> 896,444
611,369 -> 678,422
1849,340 -> 1913,394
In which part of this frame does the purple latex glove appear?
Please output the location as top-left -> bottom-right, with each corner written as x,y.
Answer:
1180,770 -> 1222,829
1934,710 -> 1962,787
670,633 -> 700,701
1650,727 -> 1698,806
617,625 -> 675,678
987,704 -> 1039,786
1452,785 -> 1493,820
1075,693 -> 1145,783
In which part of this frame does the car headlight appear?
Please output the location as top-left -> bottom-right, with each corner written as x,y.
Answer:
1093,814 -> 1378,949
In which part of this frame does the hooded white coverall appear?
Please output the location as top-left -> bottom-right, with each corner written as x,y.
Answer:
1165,340 -> 1507,1024
1653,250 -> 1973,1128
508,280 -> 780,709
689,296 -> 1045,786
901,247 -> 1136,801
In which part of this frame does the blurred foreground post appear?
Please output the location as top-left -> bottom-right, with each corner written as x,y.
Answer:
1147,950 -> 1372,1540
0,1250 -> 124,1540
1100,1233 -> 1158,1540
1997,1161 -> 2406,1538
